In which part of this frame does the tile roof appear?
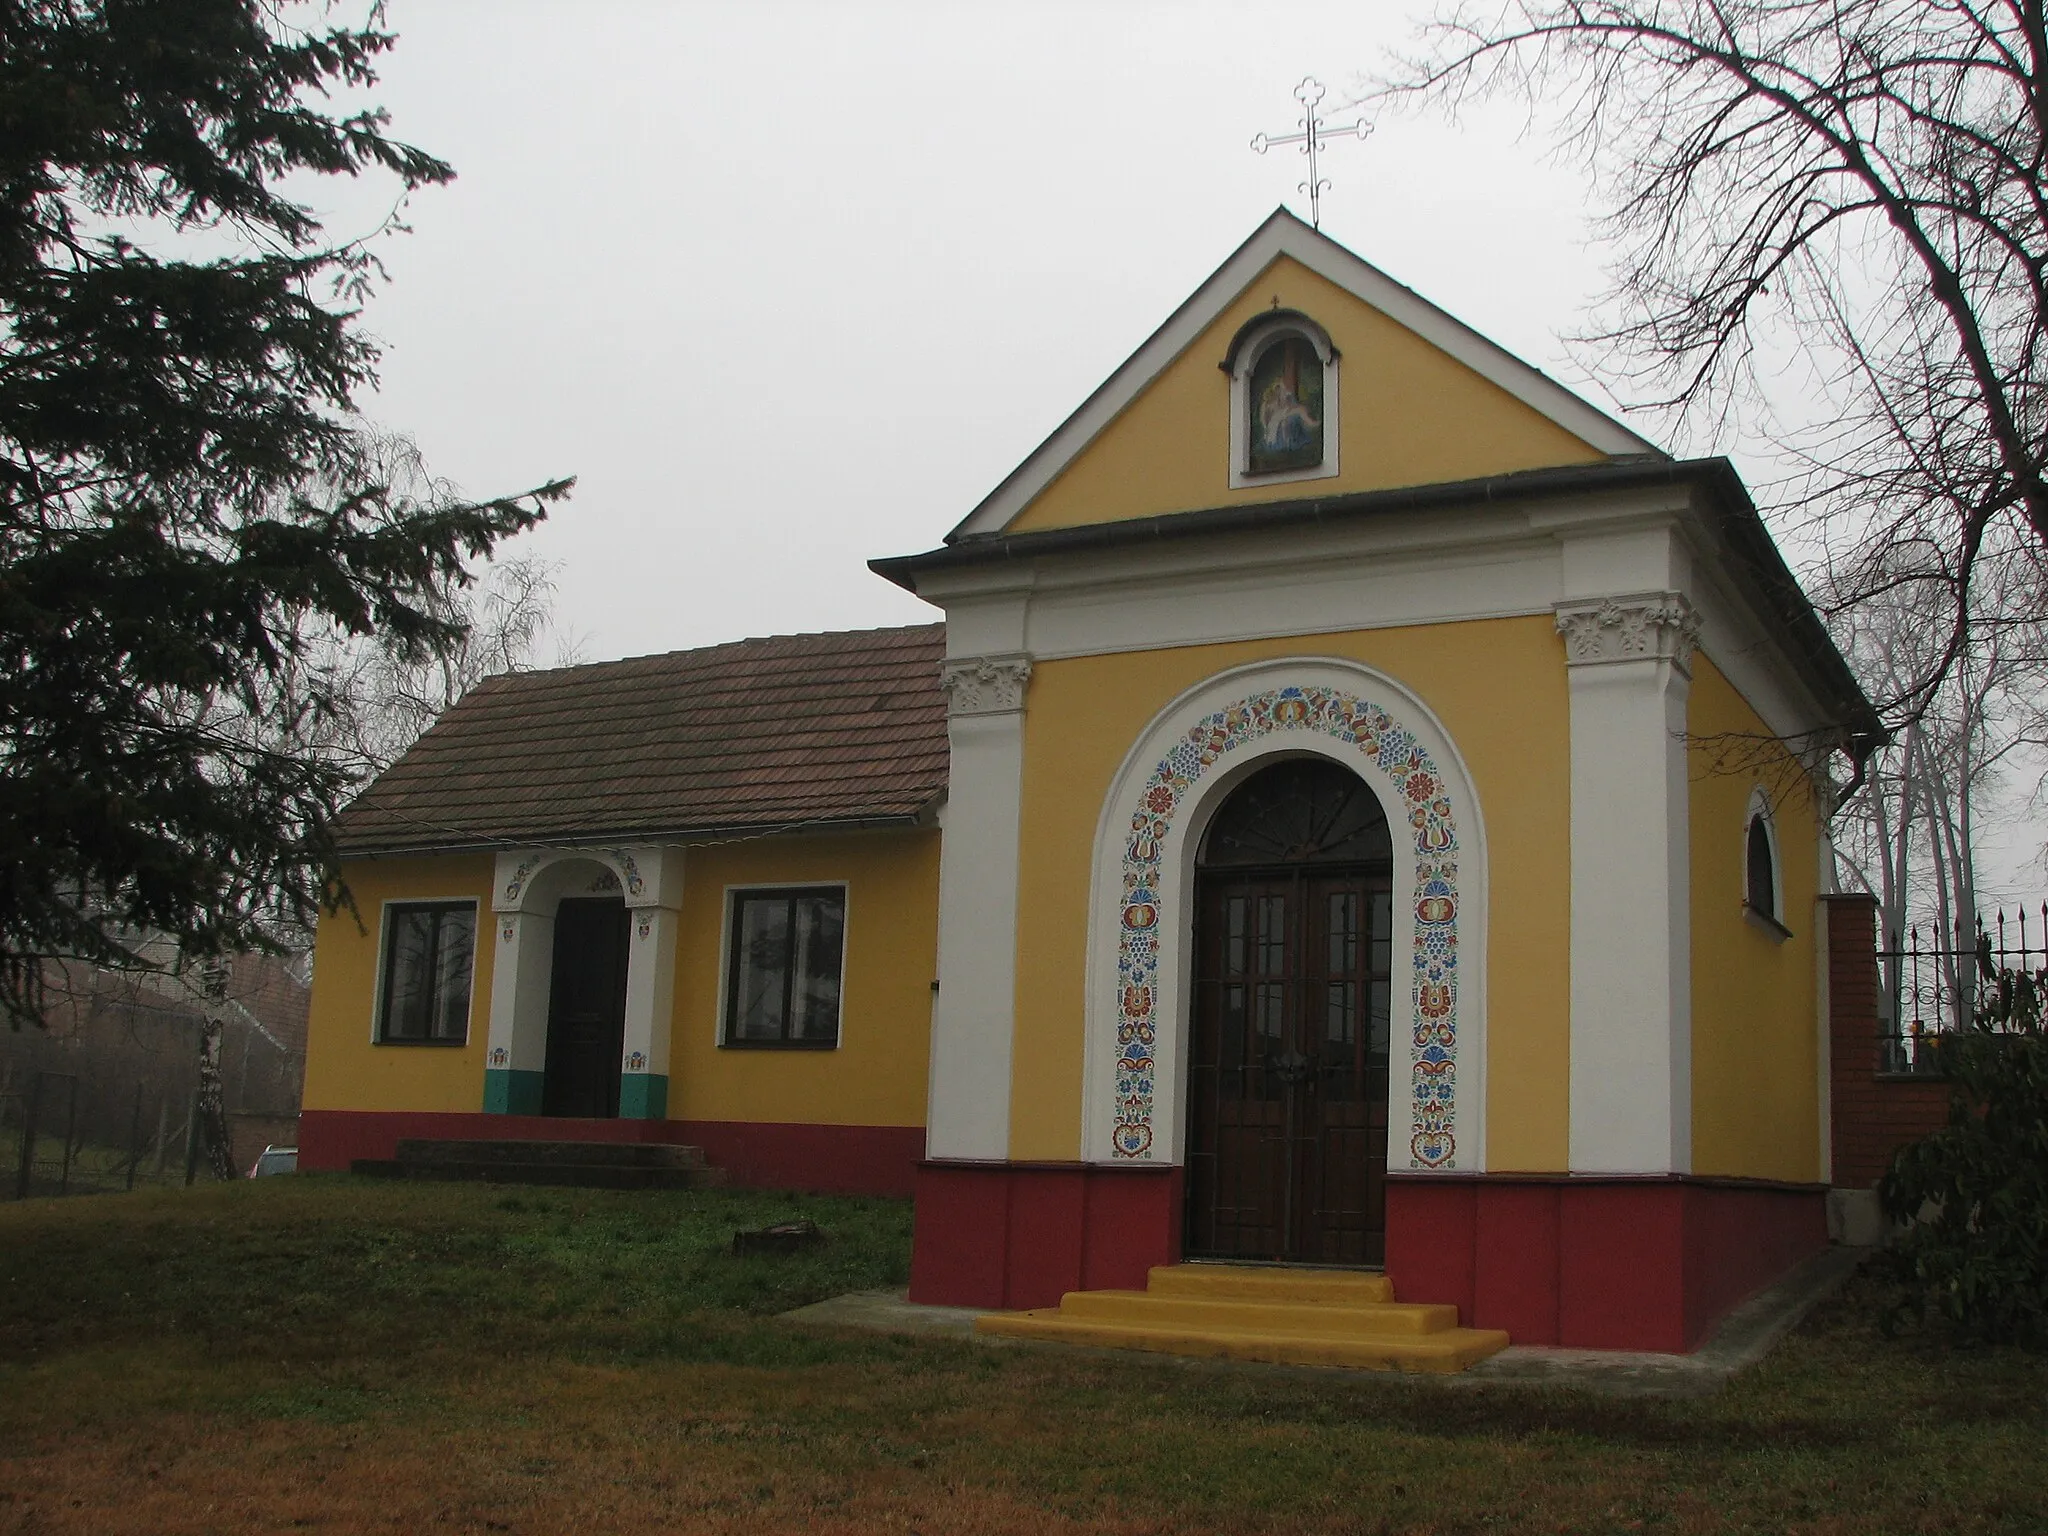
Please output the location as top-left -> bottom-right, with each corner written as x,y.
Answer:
334,624 -> 948,855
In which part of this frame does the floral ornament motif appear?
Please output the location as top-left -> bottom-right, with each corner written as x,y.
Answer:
606,850 -> 647,898
624,1050 -> 647,1073
499,915 -> 517,945
502,857 -> 540,903
1113,686 -> 1461,1168
635,911 -> 653,941
488,1045 -> 509,1069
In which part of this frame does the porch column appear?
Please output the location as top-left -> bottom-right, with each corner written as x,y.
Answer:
484,851 -> 554,1114
1555,593 -> 1698,1174
926,653 -> 1032,1161
617,847 -> 685,1120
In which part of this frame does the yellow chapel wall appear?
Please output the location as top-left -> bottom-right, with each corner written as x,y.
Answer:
1004,256 -> 1609,535
302,831 -> 939,1129
303,853 -> 497,1114
1686,654 -> 1824,1183
665,828 -> 938,1129
1004,615 -> 1574,1171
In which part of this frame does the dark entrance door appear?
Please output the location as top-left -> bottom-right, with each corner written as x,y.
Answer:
543,897 -> 630,1118
1185,758 -> 1394,1265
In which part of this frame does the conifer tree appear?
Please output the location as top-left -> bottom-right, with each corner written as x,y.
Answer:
0,1 -> 571,1027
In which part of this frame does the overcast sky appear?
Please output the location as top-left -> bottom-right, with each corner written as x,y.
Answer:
330,1 -> 2040,897
340,1 -> 1615,661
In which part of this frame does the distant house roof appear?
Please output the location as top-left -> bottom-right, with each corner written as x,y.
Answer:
334,624 -> 948,856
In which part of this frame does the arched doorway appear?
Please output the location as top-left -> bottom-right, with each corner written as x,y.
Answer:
541,894 -> 630,1119
1185,756 -> 1394,1265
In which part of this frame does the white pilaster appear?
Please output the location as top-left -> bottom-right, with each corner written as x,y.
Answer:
618,846 -> 686,1113
485,909 -> 554,1071
1556,593 -> 1698,1174
925,652 -> 1032,1161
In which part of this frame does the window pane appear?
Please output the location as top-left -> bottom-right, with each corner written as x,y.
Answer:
1328,892 -> 1358,972
788,895 -> 845,1042
733,898 -> 791,1040
1256,896 -> 1286,975
1747,816 -> 1775,917
1326,980 -> 1355,1044
384,908 -> 436,1040
380,903 -> 474,1044
430,909 -> 474,1041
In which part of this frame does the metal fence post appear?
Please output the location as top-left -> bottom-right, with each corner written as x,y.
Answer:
15,1073 -> 40,1200
126,1082 -> 145,1193
183,1087 -> 202,1187
58,1075 -> 78,1196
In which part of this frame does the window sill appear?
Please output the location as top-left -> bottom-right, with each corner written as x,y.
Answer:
1742,903 -> 1793,942
375,1035 -> 470,1047
719,1038 -> 840,1051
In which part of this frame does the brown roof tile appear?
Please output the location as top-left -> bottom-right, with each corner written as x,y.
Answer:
334,624 -> 948,854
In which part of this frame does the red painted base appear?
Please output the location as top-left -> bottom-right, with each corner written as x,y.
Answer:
1385,1175 -> 1828,1353
908,1160 -> 1183,1309
903,1161 -> 1824,1350
298,1110 -> 924,1198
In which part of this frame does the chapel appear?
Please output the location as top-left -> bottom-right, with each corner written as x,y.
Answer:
300,209 -> 1883,1357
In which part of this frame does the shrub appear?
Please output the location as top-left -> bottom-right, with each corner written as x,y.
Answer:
1877,964 -> 2048,1348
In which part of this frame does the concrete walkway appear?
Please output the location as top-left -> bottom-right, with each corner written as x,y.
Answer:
779,1245 -> 1865,1398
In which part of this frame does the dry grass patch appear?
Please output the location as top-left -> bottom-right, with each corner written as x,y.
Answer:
1,1179 -> 2043,1534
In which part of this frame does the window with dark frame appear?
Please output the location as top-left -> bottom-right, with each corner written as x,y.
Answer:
723,887 -> 845,1048
377,901 -> 476,1044
1745,813 -> 1777,921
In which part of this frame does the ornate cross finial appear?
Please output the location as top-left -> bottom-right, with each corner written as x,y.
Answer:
1250,77 -> 1373,230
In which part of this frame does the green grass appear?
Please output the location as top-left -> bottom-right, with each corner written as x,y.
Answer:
1,1177 -> 2043,1535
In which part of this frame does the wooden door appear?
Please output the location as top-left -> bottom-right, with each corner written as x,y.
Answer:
542,897 -> 630,1118
1185,871 -> 1393,1264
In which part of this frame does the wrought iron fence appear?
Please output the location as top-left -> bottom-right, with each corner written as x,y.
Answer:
0,1070 -> 205,1199
1879,902 -> 2048,1076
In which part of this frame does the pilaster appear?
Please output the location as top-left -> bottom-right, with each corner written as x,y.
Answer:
1556,593 -> 1699,1174
926,652 -> 1032,1160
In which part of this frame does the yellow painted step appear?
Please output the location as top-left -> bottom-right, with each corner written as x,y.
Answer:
977,1310 -> 1510,1374
1143,1264 -> 1395,1306
1054,1289 -> 1461,1337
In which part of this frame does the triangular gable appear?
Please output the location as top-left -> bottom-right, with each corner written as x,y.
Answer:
950,208 -> 1662,542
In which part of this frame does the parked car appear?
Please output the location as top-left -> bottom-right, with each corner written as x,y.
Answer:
247,1145 -> 298,1178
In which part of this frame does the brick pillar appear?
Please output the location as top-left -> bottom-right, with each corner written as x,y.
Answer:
1824,894 -> 1881,1185
1823,893 -> 1950,1192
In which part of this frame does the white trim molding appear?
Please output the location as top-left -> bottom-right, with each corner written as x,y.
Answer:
1556,594 -> 1695,1174
1079,656 -> 1489,1173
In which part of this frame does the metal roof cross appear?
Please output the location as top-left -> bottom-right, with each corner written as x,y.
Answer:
1251,77 -> 1373,231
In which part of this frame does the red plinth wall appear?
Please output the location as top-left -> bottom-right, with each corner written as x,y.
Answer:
298,1110 -> 924,1197
1825,893 -> 1951,1189
1384,1175 -> 1826,1352
908,1160 -> 1823,1351
908,1161 -> 1183,1309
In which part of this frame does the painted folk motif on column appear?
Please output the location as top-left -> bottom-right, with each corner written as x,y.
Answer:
1115,686 -> 1460,1167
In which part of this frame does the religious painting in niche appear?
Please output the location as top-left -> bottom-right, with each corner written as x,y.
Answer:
1247,333 -> 1324,473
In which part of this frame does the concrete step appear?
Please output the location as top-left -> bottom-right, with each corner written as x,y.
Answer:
977,1310 -> 1510,1374
368,1158 -> 727,1191
1054,1288 -> 1461,1337
393,1138 -> 709,1169
1145,1263 -> 1396,1306
972,1262 -> 1508,1374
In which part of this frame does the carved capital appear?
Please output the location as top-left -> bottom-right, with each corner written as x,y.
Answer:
1554,592 -> 1701,674
940,653 -> 1033,716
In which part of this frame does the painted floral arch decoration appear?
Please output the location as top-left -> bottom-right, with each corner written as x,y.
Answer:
1114,685 -> 1460,1166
